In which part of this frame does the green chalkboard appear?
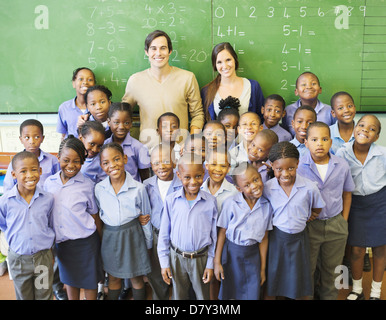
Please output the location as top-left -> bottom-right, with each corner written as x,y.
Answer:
1,0 -> 385,113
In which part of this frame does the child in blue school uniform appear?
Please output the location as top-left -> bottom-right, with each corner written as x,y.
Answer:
95,142 -> 152,300
215,162 -> 273,300
157,152 -> 218,300
203,120 -> 227,153
229,111 -> 261,166
261,94 -> 292,142
201,148 -> 238,299
0,151 -> 55,300
263,141 -> 325,300
44,136 -> 103,300
104,102 -> 151,182
182,133 -> 208,180
329,91 -> 356,154
143,144 -> 182,300
77,85 -> 113,139
202,149 -> 238,213
336,115 -> 386,300
282,72 -> 336,137
156,112 -> 183,162
298,122 -> 355,300
217,96 -> 240,150
289,105 -> 317,158
3,119 -> 60,192
247,129 -> 278,184
56,67 -> 96,139
79,121 -> 107,183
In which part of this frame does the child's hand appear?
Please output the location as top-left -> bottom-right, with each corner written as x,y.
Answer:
260,270 -> 266,286
77,113 -> 89,129
139,214 -> 150,226
214,262 -> 224,282
202,268 -> 213,284
161,267 -> 172,285
261,161 -> 272,170
307,210 -> 319,222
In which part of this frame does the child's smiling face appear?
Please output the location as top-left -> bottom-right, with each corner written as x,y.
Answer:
108,110 -> 132,142
79,129 -> 105,159
295,73 -> 322,103
205,151 -> 230,184
203,123 -> 226,150
238,112 -> 261,143
248,134 -> 273,163
59,147 -> 82,182
234,166 -> 263,201
331,94 -> 356,125
272,157 -> 299,188
261,99 -> 285,129
151,148 -> 175,181
72,69 -> 95,96
11,156 -> 41,194
100,147 -> 128,180
354,115 -> 380,146
291,109 -> 316,143
177,162 -> 205,200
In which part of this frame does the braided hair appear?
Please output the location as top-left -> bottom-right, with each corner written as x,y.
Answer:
58,135 -> 88,165
108,101 -> 133,120
217,96 -> 241,123
100,142 -> 125,158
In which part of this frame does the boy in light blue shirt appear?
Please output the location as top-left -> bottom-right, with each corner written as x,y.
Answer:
329,91 -> 356,154
143,144 -> 182,300
261,94 -> 292,142
0,151 -> 55,300
158,152 -> 218,300
298,122 -> 355,300
289,105 -> 317,158
3,119 -> 59,192
282,72 -> 336,136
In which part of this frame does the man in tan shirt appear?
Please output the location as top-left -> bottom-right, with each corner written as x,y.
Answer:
122,30 -> 204,149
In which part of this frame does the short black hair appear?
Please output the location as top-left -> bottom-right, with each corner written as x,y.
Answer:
11,151 -> 39,170
293,105 -> 317,121
264,94 -> 286,110
85,85 -> 112,104
72,67 -> 95,82
108,102 -> 133,120
295,72 -> 320,87
330,91 -> 355,109
306,121 -> 331,139
157,112 -> 180,128
19,119 -> 44,135
231,161 -> 261,187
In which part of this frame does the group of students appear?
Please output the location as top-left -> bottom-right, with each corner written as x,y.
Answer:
0,30 -> 385,301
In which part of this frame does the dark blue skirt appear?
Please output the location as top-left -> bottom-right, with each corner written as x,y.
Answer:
219,239 -> 261,300
101,219 -> 152,279
266,227 -> 312,299
56,231 -> 103,290
348,186 -> 386,247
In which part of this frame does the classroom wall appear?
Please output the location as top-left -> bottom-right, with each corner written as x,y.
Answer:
1,113 -> 385,154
